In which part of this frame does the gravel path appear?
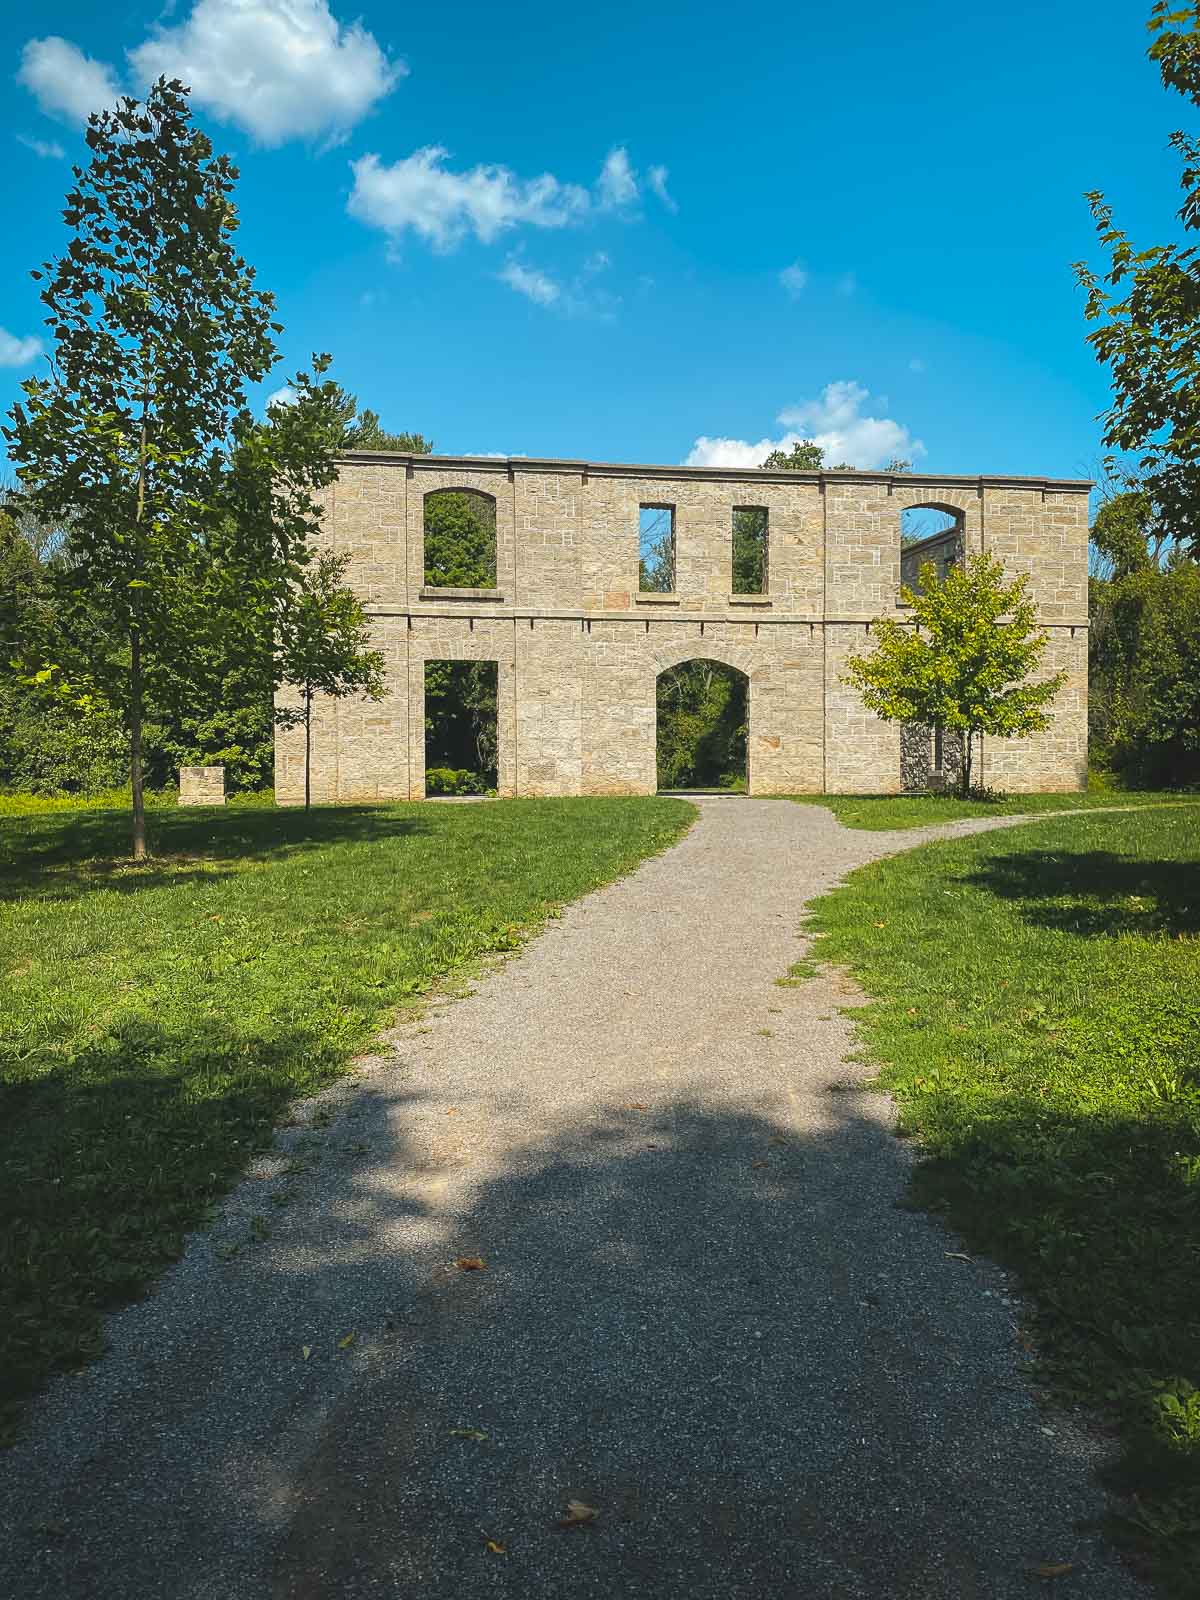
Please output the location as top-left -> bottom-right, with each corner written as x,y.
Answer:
0,798 -> 1147,1600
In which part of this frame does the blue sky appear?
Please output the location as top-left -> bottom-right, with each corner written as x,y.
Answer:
0,0 -> 1185,478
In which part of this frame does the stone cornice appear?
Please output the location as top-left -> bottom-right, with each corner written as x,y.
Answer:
335,450 -> 1092,495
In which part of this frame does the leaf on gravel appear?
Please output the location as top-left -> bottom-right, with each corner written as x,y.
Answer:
301,1345 -> 312,1360
559,1500 -> 600,1527
1034,1562 -> 1075,1578
624,1102 -> 648,1111
337,1331 -> 356,1349
944,1252 -> 973,1263
751,1160 -> 769,1170
484,1539 -> 507,1554
455,1257 -> 487,1271
450,1428 -> 488,1441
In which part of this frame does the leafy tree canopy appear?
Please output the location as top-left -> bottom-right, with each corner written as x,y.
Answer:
1075,3 -> 1200,552
842,554 -> 1064,796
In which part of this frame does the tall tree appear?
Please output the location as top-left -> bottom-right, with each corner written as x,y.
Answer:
842,554 -> 1064,796
1075,4 -> 1200,552
762,440 -> 825,470
5,80 -> 363,853
332,386 -> 433,454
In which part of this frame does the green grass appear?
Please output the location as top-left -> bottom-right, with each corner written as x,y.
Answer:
787,789 -> 1191,831
805,808 -> 1200,1593
0,795 -> 692,1435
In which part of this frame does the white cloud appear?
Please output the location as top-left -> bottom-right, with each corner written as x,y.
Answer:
349,146 -> 590,250
685,381 -> 924,471
20,3 -> 398,145
18,37 -> 121,123
583,250 -> 610,274
498,260 -> 561,307
16,133 -> 66,160
779,260 -> 807,298
130,0 -> 400,146
266,383 -> 297,408
0,328 -> 43,368
647,163 -> 677,213
597,146 -> 637,210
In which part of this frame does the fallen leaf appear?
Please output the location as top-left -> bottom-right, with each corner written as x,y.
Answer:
301,1344 -> 312,1361
337,1331 -> 356,1349
456,1257 -> 487,1271
944,1252 -> 973,1263
624,1102 -> 648,1112
751,1160 -> 769,1170
446,1107 -> 459,1116
768,1136 -> 788,1146
1034,1562 -> 1075,1579
484,1540 -> 507,1554
559,1500 -> 600,1527
450,1428 -> 488,1441
872,920 -> 888,928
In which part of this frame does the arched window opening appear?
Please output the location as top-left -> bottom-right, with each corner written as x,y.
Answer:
732,506 -> 768,594
900,503 -> 963,595
424,659 -> 498,795
655,659 -> 748,792
423,489 -> 497,589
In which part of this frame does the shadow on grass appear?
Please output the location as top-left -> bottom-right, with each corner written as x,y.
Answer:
963,849 -> 1200,938
0,1012 -> 368,1428
0,804 -> 433,904
0,1086 -> 1161,1599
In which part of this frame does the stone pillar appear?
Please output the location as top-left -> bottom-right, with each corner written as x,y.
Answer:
179,766 -> 226,806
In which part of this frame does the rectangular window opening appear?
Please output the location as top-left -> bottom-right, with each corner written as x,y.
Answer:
732,506 -> 768,594
639,504 -> 675,593
424,659 -> 498,795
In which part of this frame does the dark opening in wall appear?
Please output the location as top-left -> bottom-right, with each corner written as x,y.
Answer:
732,506 -> 768,594
656,659 -> 748,791
424,659 -> 498,794
423,489 -> 497,588
639,504 -> 675,592
900,504 -> 962,595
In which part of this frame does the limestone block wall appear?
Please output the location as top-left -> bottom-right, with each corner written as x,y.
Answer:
274,455 -> 1091,802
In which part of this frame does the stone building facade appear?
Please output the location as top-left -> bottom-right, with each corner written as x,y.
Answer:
274,453 -> 1090,801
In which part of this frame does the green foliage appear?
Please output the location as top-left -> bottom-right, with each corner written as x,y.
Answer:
332,385 -> 432,454
1074,4 -> 1200,552
425,661 -> 497,784
806,807 -> 1200,1593
656,660 -> 747,789
0,795 -> 692,1434
762,440 -> 825,470
732,507 -> 767,593
423,490 -> 496,588
4,80 -> 373,852
843,553 -> 1064,795
1092,554 -> 1200,785
425,766 -> 489,796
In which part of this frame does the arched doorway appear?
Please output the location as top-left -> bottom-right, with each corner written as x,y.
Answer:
655,659 -> 749,792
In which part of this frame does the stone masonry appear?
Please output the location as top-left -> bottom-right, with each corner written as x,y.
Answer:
274,455 -> 1090,801
179,765 -> 226,806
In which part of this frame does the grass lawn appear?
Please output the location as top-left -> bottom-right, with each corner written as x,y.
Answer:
0,795 -> 692,1436
787,788 -> 1192,831
805,807 -> 1200,1594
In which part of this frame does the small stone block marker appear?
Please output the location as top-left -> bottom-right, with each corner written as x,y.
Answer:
179,765 -> 226,806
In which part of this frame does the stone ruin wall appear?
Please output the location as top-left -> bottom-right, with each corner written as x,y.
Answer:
274,454 -> 1090,802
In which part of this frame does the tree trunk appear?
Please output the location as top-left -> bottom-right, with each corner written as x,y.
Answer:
304,682 -> 312,810
960,731 -> 974,799
130,626 -> 147,859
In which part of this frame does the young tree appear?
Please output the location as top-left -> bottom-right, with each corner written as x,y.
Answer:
842,554 -> 1065,796
762,440 -> 825,471
331,385 -> 433,454
4,80 -> 363,854
1075,4 -> 1200,553
277,552 -> 385,809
